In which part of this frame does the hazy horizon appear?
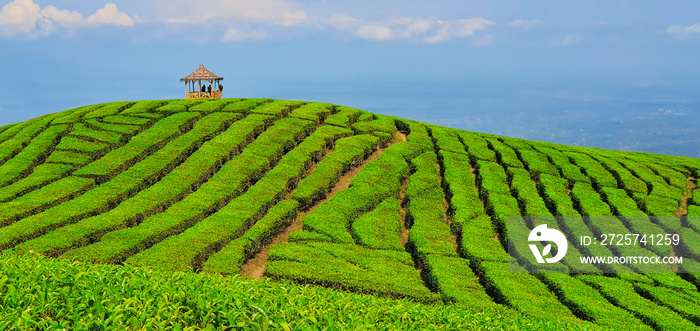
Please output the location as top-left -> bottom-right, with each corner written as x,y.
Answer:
1,0 -> 699,157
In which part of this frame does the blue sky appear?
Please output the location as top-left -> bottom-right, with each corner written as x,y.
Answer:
1,1 -> 700,157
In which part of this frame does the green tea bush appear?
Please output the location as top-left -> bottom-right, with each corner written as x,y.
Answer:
0,124 -> 10,135
45,150 -> 91,165
68,117 -> 317,268
121,119 -> 321,269
0,251 -> 580,330
429,125 -> 466,154
83,101 -> 135,119
678,227 -> 700,260
600,187 -> 645,215
689,205 -> 700,219
644,194 -> 680,216
303,143 -> 414,243
402,151 -> 455,259
649,183 -> 684,202
404,151 -> 441,200
458,131 -> 497,162
203,199 -> 299,274
636,283 -> 700,325
486,138 -> 523,168
15,113 -> 249,257
439,150 -> 484,224
351,197 -> 404,251
155,99 -> 204,112
0,115 -> 46,146
538,273 -> 651,330
484,193 -> 520,243
287,230 -> 332,243
188,99 -> 240,112
291,134 -> 376,209
266,241 -> 438,302
119,100 -> 167,114
476,160 -> 510,198
85,119 -> 141,135
352,115 -> 397,144
102,115 -> 152,126
424,254 -> 496,308
74,112 -> 200,178
458,215 -> 509,263
70,122 -> 124,145
0,176 -> 95,230
568,184 -> 672,258
407,196 -> 456,259
566,152 -> 618,188
289,102 -> 333,123
537,174 -> 575,215
0,164 -> 73,202
325,106 -> 361,128
220,98 -> 270,113
508,167 -> 551,217
478,262 -> 578,321
0,114 -> 228,252
0,124 -> 68,186
648,163 -> 690,190
55,136 -> 109,154
619,160 -> 662,180
535,147 -> 590,184
570,182 -> 614,216
405,121 -> 432,146
127,112 -> 162,120
58,156 -> 267,264
593,157 -> 649,193
53,104 -> 105,124
619,161 -> 682,200
251,100 -> 305,118
580,275 -> 696,330
599,187 -> 677,239
515,149 -> 559,178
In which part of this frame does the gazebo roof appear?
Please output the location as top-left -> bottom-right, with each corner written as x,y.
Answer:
180,64 -> 223,82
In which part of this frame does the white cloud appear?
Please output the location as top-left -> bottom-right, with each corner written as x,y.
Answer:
327,14 -> 492,44
559,34 -> 580,45
222,26 -> 267,41
325,13 -> 359,30
0,0 -> 138,38
357,24 -> 393,41
280,10 -> 306,26
406,18 -> 432,34
160,0 -> 307,26
0,0 -> 40,36
666,23 -> 700,36
41,6 -> 83,27
509,19 -> 544,29
87,4 -> 136,27
452,18 -> 492,37
423,22 -> 451,44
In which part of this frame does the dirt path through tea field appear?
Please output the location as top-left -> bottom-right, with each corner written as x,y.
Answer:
240,132 -> 407,279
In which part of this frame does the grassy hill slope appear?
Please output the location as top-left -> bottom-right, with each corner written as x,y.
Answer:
0,98 -> 699,330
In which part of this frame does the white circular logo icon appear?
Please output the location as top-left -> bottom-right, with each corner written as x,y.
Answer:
528,224 -> 568,264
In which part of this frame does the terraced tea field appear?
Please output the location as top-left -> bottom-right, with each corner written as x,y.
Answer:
1,98 -> 699,329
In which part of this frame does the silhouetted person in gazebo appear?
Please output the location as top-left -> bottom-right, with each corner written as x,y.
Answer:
207,85 -> 212,94
219,84 -> 224,93
201,85 -> 206,93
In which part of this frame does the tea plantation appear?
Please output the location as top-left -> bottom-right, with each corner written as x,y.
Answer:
0,98 -> 699,330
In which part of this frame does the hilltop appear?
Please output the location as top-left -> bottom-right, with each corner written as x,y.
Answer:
0,98 -> 699,330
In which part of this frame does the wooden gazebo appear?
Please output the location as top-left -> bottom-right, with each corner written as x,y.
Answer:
180,64 -> 223,99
